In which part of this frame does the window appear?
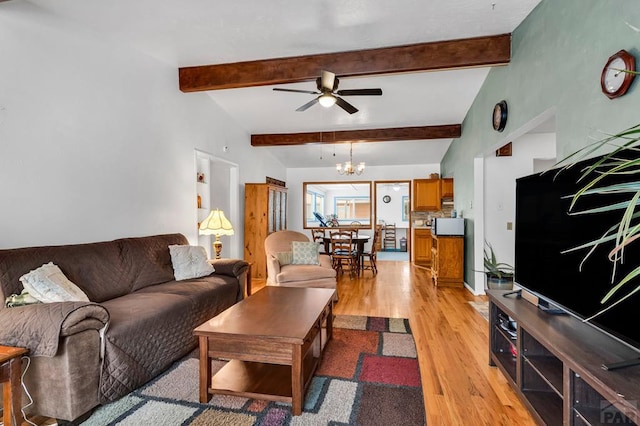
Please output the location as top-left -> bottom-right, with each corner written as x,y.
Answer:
402,196 -> 409,221
306,190 -> 325,223
335,197 -> 370,221
302,181 -> 372,228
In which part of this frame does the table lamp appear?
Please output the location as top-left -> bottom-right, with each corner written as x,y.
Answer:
199,209 -> 234,259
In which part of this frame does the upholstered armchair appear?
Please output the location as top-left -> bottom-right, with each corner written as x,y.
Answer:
264,230 -> 337,293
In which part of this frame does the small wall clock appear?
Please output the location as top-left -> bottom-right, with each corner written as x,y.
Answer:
601,50 -> 636,99
492,100 -> 508,132
382,195 -> 391,203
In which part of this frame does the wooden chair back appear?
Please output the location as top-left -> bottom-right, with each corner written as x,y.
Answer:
384,223 -> 397,249
330,230 -> 355,257
311,228 -> 328,254
330,230 -> 358,277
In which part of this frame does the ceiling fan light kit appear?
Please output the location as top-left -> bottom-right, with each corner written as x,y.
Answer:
319,93 -> 337,107
273,70 -> 382,114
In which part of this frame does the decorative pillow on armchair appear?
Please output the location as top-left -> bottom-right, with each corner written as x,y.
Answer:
275,251 -> 293,266
20,262 -> 90,303
168,245 -> 215,281
291,241 -> 320,265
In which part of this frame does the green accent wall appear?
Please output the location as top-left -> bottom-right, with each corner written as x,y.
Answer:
441,0 -> 640,291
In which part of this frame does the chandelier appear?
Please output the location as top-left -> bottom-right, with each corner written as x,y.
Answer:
336,143 -> 365,175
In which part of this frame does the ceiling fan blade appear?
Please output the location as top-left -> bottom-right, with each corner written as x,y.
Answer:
335,97 -> 358,114
296,97 -> 320,112
336,88 -> 383,96
321,70 -> 336,91
273,88 -> 319,95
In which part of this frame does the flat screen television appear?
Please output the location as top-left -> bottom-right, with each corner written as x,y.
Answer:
515,156 -> 640,353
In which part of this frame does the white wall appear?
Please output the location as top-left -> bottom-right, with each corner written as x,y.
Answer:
375,183 -> 410,228
484,133 -> 556,268
0,3 -> 285,254
286,164 -> 440,234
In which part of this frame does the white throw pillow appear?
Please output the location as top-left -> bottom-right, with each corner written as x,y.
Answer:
20,262 -> 90,303
291,241 -> 320,265
168,245 -> 215,281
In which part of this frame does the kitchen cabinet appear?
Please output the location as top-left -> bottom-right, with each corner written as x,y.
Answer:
431,235 -> 463,287
413,179 -> 441,211
244,183 -> 288,279
440,178 -> 454,199
413,228 -> 432,268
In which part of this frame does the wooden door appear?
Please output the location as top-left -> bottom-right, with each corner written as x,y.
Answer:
434,236 -> 463,287
414,229 -> 432,267
413,179 -> 441,210
441,178 -> 454,199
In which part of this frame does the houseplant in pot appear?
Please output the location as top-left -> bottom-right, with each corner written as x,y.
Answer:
484,242 -> 514,290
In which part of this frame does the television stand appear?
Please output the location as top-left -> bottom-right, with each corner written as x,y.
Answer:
602,357 -> 640,371
501,289 -> 522,298
537,302 -> 566,315
488,289 -> 640,425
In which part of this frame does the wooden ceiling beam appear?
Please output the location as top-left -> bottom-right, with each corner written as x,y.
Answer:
179,34 -> 510,92
251,125 -> 461,147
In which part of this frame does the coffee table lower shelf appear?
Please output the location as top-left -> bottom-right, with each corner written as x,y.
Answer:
209,356 -> 319,404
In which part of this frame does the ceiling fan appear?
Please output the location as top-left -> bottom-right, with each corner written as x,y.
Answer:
273,70 -> 382,114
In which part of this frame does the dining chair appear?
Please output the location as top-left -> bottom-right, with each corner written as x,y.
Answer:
361,228 -> 380,275
330,230 -> 358,278
310,228 -> 328,254
350,221 -> 361,237
383,223 -> 397,250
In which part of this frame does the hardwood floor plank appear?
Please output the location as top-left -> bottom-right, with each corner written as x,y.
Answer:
329,260 -> 536,425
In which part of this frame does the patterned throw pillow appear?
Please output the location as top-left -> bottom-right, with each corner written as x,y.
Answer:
275,251 -> 293,266
20,262 -> 90,303
168,245 -> 215,281
291,241 -> 320,265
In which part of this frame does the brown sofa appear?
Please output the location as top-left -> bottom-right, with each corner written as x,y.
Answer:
0,233 -> 248,422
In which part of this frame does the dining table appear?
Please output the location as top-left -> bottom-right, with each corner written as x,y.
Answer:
321,233 -> 371,274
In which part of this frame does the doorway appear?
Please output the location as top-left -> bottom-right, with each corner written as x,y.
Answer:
473,110 -> 556,294
374,180 -> 411,261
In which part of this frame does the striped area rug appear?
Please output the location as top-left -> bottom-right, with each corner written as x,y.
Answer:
81,315 -> 425,426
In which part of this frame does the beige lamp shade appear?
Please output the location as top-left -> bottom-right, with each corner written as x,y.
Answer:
199,209 -> 234,236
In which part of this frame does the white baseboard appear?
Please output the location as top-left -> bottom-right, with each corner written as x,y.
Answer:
464,281 -> 486,296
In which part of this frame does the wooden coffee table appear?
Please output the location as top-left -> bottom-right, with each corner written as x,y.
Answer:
1,345 -> 28,426
194,286 -> 335,415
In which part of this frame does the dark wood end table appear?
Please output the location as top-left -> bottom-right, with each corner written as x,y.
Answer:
194,286 -> 335,415
0,345 -> 28,426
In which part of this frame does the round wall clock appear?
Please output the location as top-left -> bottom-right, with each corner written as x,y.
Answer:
382,195 -> 391,203
601,50 -> 636,99
492,100 -> 508,132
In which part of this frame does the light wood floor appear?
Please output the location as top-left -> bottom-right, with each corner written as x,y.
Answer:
257,260 -> 537,426
26,260 -> 535,425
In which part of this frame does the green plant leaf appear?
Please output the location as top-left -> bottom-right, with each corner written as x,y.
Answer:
555,122 -> 640,310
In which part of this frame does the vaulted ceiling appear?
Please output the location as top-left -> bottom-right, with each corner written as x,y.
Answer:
24,0 -> 543,167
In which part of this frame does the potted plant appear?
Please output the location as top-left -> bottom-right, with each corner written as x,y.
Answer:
484,242 -> 514,290
555,121 -> 640,319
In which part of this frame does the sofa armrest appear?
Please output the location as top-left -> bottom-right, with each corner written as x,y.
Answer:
266,254 -> 281,284
209,258 -> 249,278
0,302 -> 109,356
210,258 -> 250,300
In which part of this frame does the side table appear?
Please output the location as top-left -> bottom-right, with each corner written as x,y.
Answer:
0,345 -> 28,426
